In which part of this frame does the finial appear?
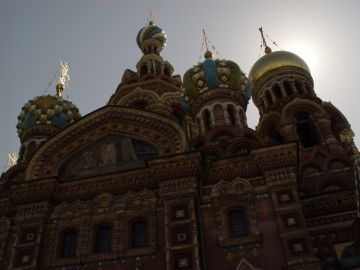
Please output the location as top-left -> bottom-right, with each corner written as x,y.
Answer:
202,29 -> 212,59
259,27 -> 272,54
56,61 -> 70,97
6,153 -> 17,169
148,8 -> 155,25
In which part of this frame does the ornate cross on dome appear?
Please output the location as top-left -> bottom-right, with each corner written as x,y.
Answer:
148,8 -> 155,25
259,26 -> 272,54
56,61 -> 70,97
202,29 -> 213,59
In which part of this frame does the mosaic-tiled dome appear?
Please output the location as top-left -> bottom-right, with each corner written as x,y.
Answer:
183,52 -> 252,102
17,94 -> 81,138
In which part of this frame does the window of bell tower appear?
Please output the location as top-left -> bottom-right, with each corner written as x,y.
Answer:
214,105 -> 225,126
203,110 -> 211,130
295,112 -> 318,148
227,105 -> 236,125
140,64 -> 148,76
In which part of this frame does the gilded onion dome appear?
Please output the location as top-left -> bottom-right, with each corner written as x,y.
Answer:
136,21 -> 167,51
249,50 -> 310,85
183,52 -> 252,102
16,90 -> 81,140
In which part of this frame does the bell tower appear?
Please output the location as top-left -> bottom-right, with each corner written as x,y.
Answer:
183,31 -> 259,158
249,28 -> 356,269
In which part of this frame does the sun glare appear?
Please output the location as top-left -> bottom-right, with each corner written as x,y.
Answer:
284,42 -> 317,73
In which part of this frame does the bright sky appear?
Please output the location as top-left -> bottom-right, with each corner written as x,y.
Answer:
1,0 -> 360,170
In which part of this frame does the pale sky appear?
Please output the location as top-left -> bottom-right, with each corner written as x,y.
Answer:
1,0 -> 360,169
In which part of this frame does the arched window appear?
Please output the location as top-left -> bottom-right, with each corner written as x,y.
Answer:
95,226 -> 111,253
284,81 -> 292,96
227,105 -> 236,125
214,105 -> 225,126
273,84 -> 282,99
265,91 -> 273,105
203,110 -> 211,130
140,64 -> 148,76
154,61 -> 161,74
295,112 -> 318,148
61,231 -> 77,258
163,67 -> 170,76
229,210 -> 246,237
295,80 -> 304,94
132,221 -> 147,248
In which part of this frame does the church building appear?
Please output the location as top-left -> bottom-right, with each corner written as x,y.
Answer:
0,20 -> 359,270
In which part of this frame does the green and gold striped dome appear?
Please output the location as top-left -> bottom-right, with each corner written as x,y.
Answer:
136,21 -> 166,50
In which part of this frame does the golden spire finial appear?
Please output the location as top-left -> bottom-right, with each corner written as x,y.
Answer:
259,26 -> 272,54
202,29 -> 212,59
56,61 -> 70,97
148,8 -> 155,25
6,153 -> 17,169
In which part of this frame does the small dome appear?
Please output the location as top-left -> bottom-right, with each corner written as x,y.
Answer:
17,95 -> 81,138
249,50 -> 310,85
136,22 -> 166,50
183,58 -> 252,102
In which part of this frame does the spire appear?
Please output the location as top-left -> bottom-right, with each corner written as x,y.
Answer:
259,27 -> 272,54
56,61 -> 70,97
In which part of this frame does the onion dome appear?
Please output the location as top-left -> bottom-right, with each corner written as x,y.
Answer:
183,52 -> 252,102
136,21 -> 167,52
249,50 -> 310,86
16,90 -> 81,140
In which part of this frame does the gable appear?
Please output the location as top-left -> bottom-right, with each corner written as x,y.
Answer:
25,106 -> 187,180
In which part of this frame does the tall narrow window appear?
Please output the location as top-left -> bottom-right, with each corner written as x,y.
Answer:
227,105 -> 236,125
284,81 -> 292,96
295,80 -> 304,94
61,231 -> 77,258
95,226 -> 111,253
273,84 -> 282,99
140,64 -> 148,76
229,210 -> 246,237
296,112 -> 318,148
214,105 -> 225,126
132,221 -> 147,248
203,110 -> 211,130
265,91 -> 273,105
